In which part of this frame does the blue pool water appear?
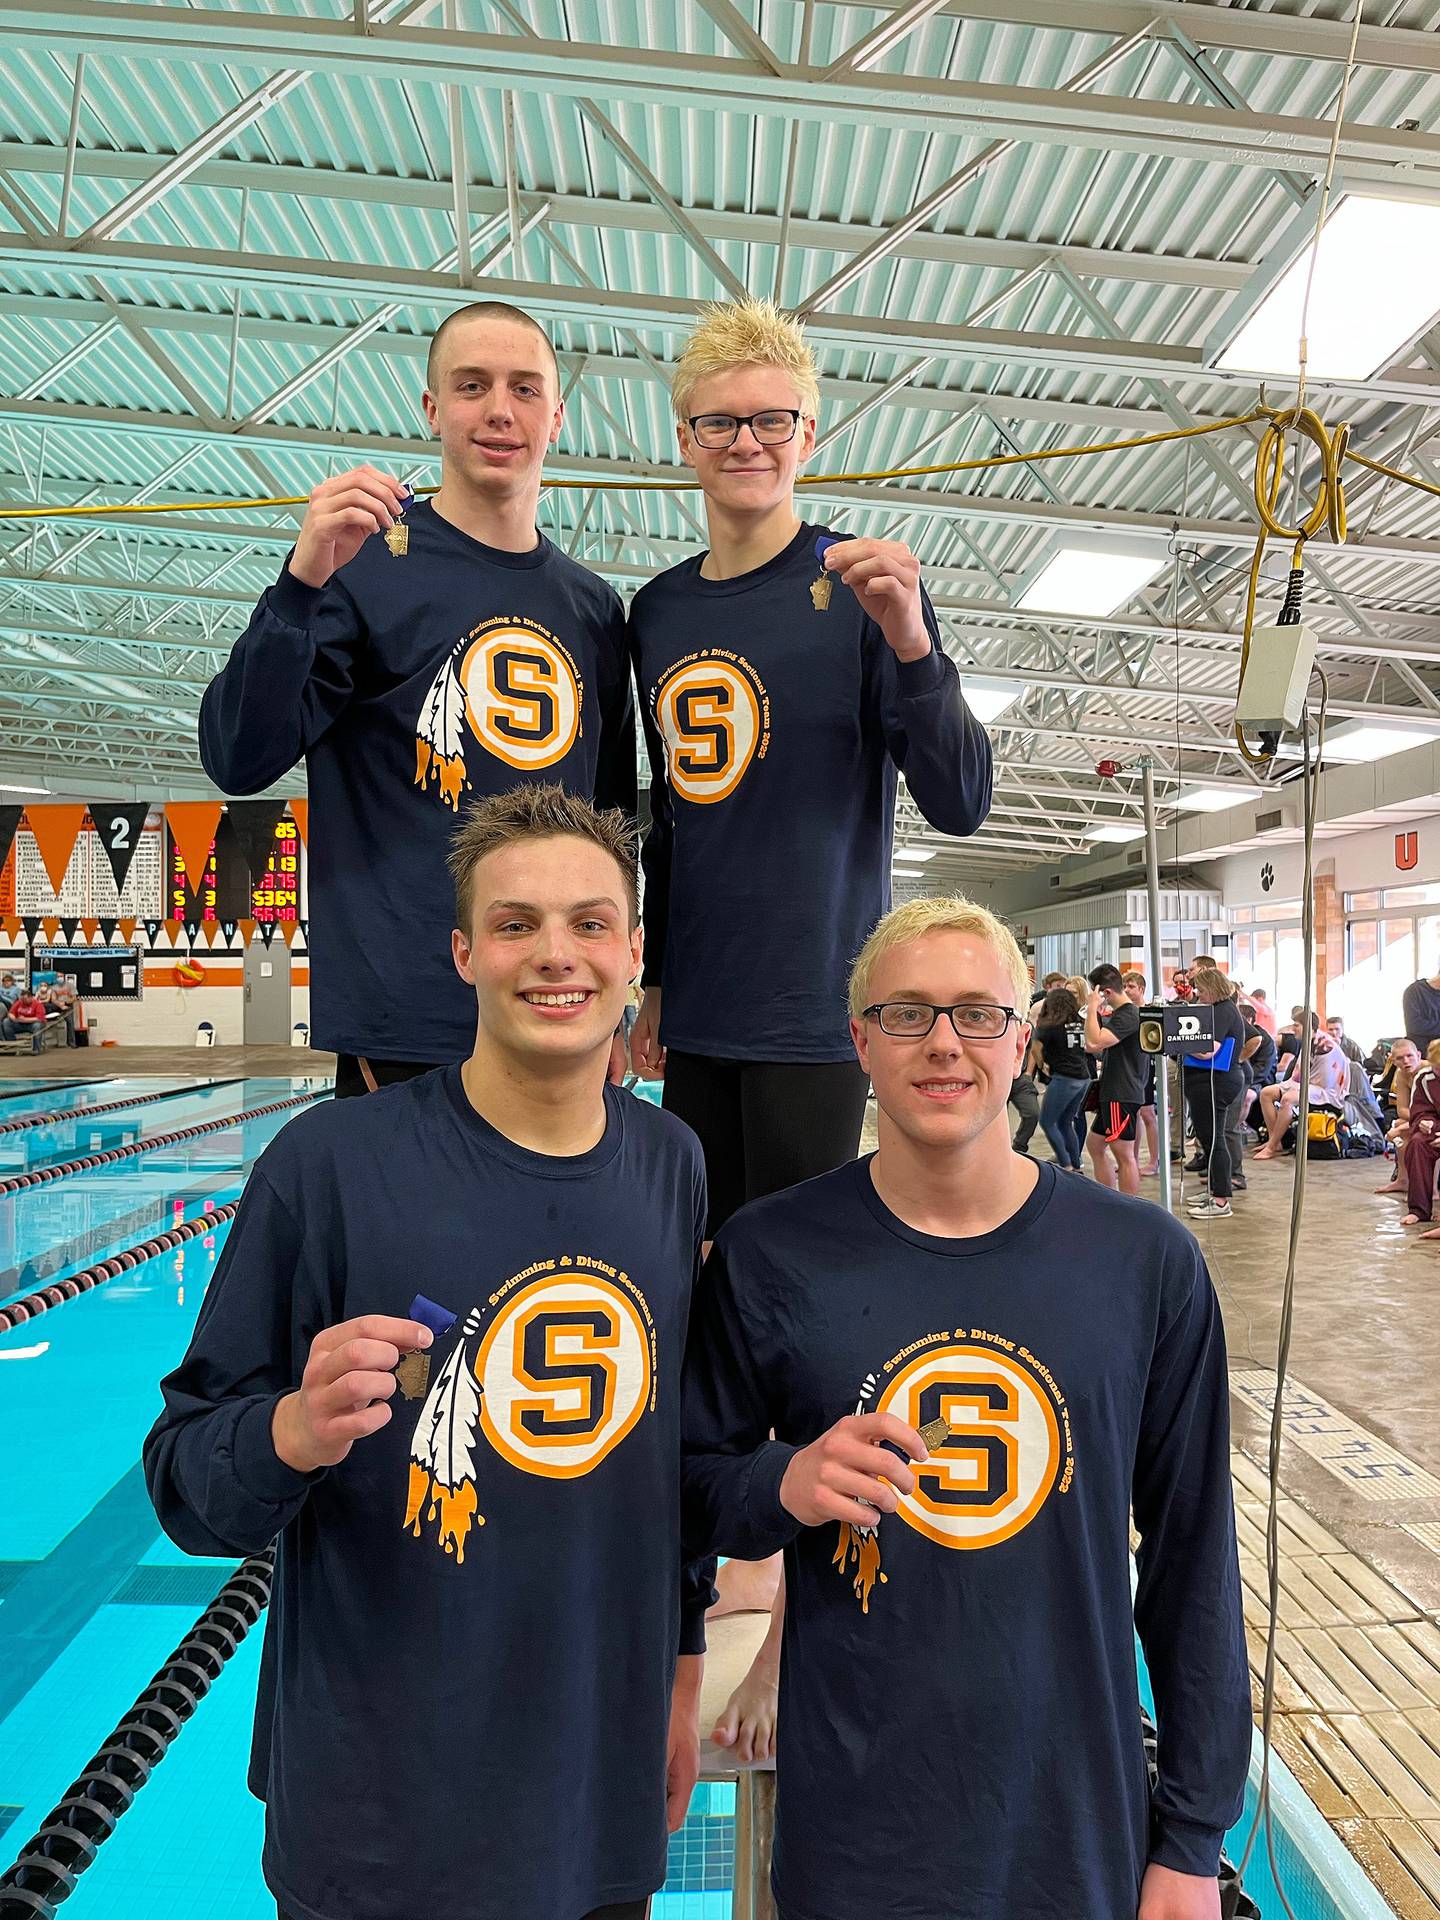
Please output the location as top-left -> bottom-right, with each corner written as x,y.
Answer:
0,1076 -> 1390,1919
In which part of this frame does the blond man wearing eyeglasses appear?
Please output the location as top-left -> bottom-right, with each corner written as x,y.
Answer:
682,896 -> 1250,1920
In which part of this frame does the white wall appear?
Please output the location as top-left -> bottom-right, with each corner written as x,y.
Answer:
1197,813 -> 1440,907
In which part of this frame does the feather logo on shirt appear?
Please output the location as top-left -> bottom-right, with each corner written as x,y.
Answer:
651,650 -> 770,805
414,616 -> 584,809
834,1334 -> 1075,1611
404,1261 -> 656,1563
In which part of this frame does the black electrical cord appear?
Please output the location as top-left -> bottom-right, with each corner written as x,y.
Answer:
0,1550 -> 274,1919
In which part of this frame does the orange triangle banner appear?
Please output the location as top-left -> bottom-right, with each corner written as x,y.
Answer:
2,915 -> 19,939
26,804 -> 88,896
164,919 -> 183,944
239,918 -> 257,946
282,918 -> 303,946
288,799 -> 308,846
118,918 -> 138,945
166,802 -> 224,892
80,918 -> 99,940
41,917 -> 60,945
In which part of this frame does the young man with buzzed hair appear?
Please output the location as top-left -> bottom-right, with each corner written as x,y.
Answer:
681,895 -> 1249,1920
147,784 -> 708,1920
201,301 -> 635,1097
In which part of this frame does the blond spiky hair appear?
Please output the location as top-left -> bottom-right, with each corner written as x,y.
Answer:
671,297 -> 821,421
848,896 -> 1032,1021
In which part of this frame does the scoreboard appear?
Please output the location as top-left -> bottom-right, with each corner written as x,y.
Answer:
167,813 -> 302,923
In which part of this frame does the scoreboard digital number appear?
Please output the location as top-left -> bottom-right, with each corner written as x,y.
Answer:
253,817 -> 299,923
170,837 -> 219,922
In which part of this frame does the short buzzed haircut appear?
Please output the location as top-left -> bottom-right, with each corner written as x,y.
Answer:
447,782 -> 639,936
427,301 -> 560,394
1089,964 -> 1123,991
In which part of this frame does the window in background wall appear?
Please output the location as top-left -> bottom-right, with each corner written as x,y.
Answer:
1339,901 -> 1422,1046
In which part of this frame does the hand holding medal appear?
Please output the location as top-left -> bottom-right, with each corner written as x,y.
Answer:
270,1304 -> 446,1474
814,531 -> 932,663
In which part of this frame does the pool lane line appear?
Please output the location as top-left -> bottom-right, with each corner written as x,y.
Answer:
0,1172 -> 245,1305
0,1079 -> 244,1136
0,1541 -> 273,1912
0,1088 -> 329,1197
0,1203 -> 240,1332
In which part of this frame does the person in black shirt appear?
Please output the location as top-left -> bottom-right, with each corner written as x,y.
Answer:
1183,966 -> 1249,1220
1028,985 -> 1091,1170
201,302 -> 635,1096
1404,966 -> 1440,1052
1083,964 -> 1146,1195
146,786 -> 707,1920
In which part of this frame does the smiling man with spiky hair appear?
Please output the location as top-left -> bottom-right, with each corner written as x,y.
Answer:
147,785 -> 710,1920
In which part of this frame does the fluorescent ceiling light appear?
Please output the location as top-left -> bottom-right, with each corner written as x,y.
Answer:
1086,824 -> 1146,843
1322,720 -> 1440,763
961,676 -> 1028,725
1175,785 -> 1245,813
0,781 -> 50,794
1016,536 -> 1167,617
893,846 -> 937,863
1218,197 -> 1440,382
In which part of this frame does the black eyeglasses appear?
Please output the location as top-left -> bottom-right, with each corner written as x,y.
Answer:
863,1002 -> 1021,1041
685,409 -> 802,450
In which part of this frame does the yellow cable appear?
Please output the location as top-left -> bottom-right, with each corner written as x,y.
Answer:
0,410 -> 1268,520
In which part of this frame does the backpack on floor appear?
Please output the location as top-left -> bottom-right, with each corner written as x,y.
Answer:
1341,1094 -> 1386,1156
1305,1109 -> 1343,1160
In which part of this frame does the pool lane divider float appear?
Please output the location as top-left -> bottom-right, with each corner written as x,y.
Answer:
0,1548 -> 275,1920
0,1078 -> 244,1136
0,1088 -> 329,1198
0,1201 -> 241,1332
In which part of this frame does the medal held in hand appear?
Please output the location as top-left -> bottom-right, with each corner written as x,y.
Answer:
811,530 -> 841,612
393,1291 -> 458,1399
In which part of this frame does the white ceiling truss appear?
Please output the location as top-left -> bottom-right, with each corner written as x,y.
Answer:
1,0 -> 1440,873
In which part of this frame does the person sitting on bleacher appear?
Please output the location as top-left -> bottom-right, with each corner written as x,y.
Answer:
1253,1025 -> 1348,1160
1376,1039 -> 1421,1198
1,987 -> 49,1051
40,977 -> 78,1046
0,971 -> 18,1009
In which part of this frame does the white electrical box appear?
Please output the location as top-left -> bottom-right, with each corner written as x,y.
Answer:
1235,623 -> 1318,735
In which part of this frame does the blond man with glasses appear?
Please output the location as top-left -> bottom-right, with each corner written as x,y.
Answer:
682,896 -> 1249,1920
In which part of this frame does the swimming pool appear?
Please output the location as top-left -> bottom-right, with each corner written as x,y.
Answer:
0,1076 -> 1397,1919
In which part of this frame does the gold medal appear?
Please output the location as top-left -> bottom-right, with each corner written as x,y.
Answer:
809,572 -> 832,612
394,1349 -> 431,1400
384,521 -> 409,557
918,1416 -> 951,1451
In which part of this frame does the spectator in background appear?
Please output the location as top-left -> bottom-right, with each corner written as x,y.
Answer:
1403,964 -> 1440,1053
2,987 -> 49,1052
1276,1008 -> 1319,1073
1324,1016 -> 1364,1068
1121,970 -> 1161,1177
1030,972 -> 1065,1008
1028,985 -> 1092,1172
1083,964 -> 1145,1196
1182,966 -> 1248,1221
1247,988 -> 1279,1039
1377,1038 -> 1421,1198
1255,1027 -> 1348,1159
1169,970 -> 1194,1003
42,977 -> 78,1047
0,972 -> 18,1009
1237,999 -> 1277,1139
1402,1040 -> 1440,1227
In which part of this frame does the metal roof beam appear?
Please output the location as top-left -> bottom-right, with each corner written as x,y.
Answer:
810,0 -> 1440,80
0,146 -> 1256,292
5,245 -> 1438,410
2,9 -> 1439,188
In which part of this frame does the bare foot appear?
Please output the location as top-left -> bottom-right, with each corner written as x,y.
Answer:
710,1659 -> 779,1765
1253,1145 -> 1281,1160
1402,1214 -> 1426,1227
1420,1224 -> 1440,1240
707,1556 -> 782,1620
1374,1183 -> 1403,1195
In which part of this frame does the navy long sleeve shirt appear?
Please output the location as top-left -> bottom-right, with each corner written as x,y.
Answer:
144,1069 -> 707,1920
682,1159 -> 1250,1920
199,503 -> 636,1062
630,523 -> 993,1061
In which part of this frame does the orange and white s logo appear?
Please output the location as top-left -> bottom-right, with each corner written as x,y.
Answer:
461,627 -> 581,770
875,1344 -> 1063,1550
476,1274 -> 652,1479
655,656 -> 769,804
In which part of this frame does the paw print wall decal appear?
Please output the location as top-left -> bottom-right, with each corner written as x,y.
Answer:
1260,862 -> 1275,892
